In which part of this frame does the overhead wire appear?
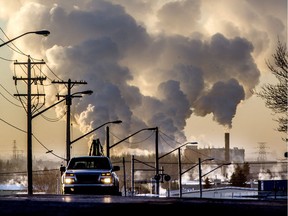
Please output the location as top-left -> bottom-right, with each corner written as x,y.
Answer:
0,28 -> 69,161
109,128 -> 156,145
0,27 -> 30,58
32,134 -> 67,161
40,110 -> 66,122
0,114 -> 65,160
0,117 -> 26,133
158,129 -> 224,163
0,55 -> 17,62
0,83 -> 22,107
1,27 -> 65,119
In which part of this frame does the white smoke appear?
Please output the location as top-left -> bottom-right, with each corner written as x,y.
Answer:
4,176 -> 27,188
258,163 -> 286,180
0,0 -> 286,154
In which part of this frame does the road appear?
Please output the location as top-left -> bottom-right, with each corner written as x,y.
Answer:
0,194 -> 286,216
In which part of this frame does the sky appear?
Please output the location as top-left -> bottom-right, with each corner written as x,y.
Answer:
0,0 -> 286,163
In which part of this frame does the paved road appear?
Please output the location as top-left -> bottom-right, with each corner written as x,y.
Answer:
0,194 -> 286,216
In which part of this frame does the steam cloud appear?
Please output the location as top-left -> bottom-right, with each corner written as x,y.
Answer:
0,0 -> 286,154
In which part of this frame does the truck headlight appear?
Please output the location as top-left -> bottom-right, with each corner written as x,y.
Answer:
100,172 -> 112,184
101,177 -> 112,184
64,173 -> 76,184
64,178 -> 75,184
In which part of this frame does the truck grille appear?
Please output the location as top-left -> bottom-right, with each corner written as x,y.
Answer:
76,174 -> 100,184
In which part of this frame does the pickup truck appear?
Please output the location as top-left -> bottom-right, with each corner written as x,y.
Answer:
60,156 -> 121,195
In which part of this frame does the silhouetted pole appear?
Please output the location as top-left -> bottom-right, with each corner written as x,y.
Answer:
66,80 -> 71,163
14,57 -> 46,195
131,155 -> 135,196
122,157 -> 127,196
155,127 -> 159,195
199,158 -> 203,198
106,126 -> 110,157
27,57 -> 32,195
157,141 -> 198,197
52,79 -> 90,163
4,30 -> 50,195
200,160 -> 231,198
178,148 -> 182,197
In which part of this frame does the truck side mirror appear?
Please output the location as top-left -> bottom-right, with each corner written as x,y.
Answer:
112,165 -> 120,171
60,165 -> 66,172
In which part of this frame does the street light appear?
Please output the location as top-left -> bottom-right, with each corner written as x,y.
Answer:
69,120 -> 122,162
198,158 -> 214,198
33,90 -> 93,158
107,127 -> 158,194
33,90 -> 93,119
70,120 -> 122,146
32,98 -> 66,119
0,30 -> 50,47
106,127 -> 157,158
72,90 -> 93,96
57,90 -> 93,163
179,157 -> 213,197
199,158 -> 231,198
158,142 -> 198,160
30,90 -> 91,193
157,141 -> 198,197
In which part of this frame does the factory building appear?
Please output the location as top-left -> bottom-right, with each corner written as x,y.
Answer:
183,133 -> 245,163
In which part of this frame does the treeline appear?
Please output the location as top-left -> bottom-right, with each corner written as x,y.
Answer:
0,157 -> 62,193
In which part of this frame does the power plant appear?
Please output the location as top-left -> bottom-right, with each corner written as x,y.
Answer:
184,132 -> 244,164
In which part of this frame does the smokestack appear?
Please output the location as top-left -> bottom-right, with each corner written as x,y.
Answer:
225,132 -> 230,162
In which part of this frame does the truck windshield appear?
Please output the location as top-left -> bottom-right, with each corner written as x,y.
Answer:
68,157 -> 111,170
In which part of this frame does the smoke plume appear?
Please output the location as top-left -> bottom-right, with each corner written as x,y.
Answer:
0,0 -> 286,154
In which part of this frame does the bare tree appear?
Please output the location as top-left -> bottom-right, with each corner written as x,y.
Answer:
256,40 -> 288,141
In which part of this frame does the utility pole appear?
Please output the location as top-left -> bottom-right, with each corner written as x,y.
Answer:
154,127 -> 159,195
52,79 -> 88,163
199,158 -> 203,198
178,148 -> 182,197
14,56 -> 46,195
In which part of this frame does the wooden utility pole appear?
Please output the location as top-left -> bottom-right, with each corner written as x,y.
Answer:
14,56 -> 46,195
52,79 -> 88,163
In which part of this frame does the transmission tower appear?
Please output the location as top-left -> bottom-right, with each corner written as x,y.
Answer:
12,140 -> 17,159
12,140 -> 24,159
257,142 -> 268,161
257,142 -> 269,169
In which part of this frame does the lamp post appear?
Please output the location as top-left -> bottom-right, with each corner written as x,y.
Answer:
32,91 -> 93,120
32,98 -> 66,119
154,127 -> 159,195
199,158 -> 231,198
56,90 -> 93,160
1,30 -> 50,195
106,127 -> 157,158
59,90 -> 93,162
70,120 -> 122,159
106,127 -> 158,194
31,90 -> 91,191
179,157 -> 213,198
157,141 -> 198,197
0,30 -> 50,47
199,158 -> 213,198
33,90 -> 94,159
